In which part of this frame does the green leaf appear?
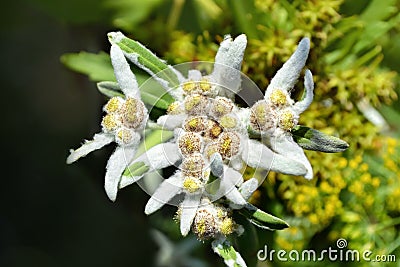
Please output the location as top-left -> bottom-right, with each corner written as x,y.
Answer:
292,125 -> 349,153
123,161 -> 150,177
97,77 -> 174,109
97,81 -> 124,98
60,51 -> 115,82
104,0 -> 163,32
136,74 -> 175,109
135,129 -> 174,156
240,203 -> 289,230
108,32 -> 180,89
122,129 -> 174,177
212,239 -> 247,267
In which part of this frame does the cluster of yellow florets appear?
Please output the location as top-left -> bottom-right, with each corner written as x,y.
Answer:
191,200 -> 236,240
250,89 -> 298,133
101,96 -> 146,145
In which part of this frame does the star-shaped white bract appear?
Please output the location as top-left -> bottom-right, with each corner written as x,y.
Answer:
249,37 -> 315,179
108,33 -> 312,238
66,44 -> 148,201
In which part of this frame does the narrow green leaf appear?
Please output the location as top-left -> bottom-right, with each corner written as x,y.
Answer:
109,32 -> 180,89
123,161 -> 149,177
136,129 -> 174,157
97,79 -> 174,109
292,125 -> 349,153
122,129 -> 174,177
240,203 -> 289,230
136,74 -> 175,109
60,51 -> 115,82
212,239 -> 247,267
97,81 -> 124,98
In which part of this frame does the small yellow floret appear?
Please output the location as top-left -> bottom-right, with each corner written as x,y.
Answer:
117,129 -> 133,144
167,102 -> 181,115
184,94 -> 202,111
199,78 -> 211,92
183,177 -> 200,193
124,98 -> 138,123
270,89 -> 287,105
279,111 -> 295,131
105,97 -> 121,113
220,115 -> 237,129
220,217 -> 234,235
182,80 -> 196,93
102,114 -> 118,131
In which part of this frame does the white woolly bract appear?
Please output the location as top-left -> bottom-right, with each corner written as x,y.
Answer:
212,34 -> 247,99
180,193 -> 202,236
66,133 -> 114,164
265,37 -> 310,98
110,44 -> 140,99
104,145 -> 137,201
144,172 -> 183,215
241,139 -> 307,176
271,134 -> 313,179
293,69 -> 314,114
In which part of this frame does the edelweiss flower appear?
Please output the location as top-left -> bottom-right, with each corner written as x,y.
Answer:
115,32 -> 308,185
249,37 -> 315,179
66,44 -> 148,201
107,33 -> 310,234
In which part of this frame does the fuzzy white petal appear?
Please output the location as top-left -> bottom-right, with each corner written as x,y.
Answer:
110,44 -> 140,99
145,172 -> 183,215
239,178 -> 258,200
119,142 -> 182,189
210,153 -> 224,177
66,133 -> 114,164
157,114 -> 187,130
242,139 -> 307,176
108,31 -> 184,101
224,166 -> 244,186
104,145 -> 137,201
212,34 -> 247,98
272,134 -> 313,179
180,193 -> 202,236
293,69 -> 314,114
219,167 -> 246,206
265,37 -> 310,96
188,69 -> 202,81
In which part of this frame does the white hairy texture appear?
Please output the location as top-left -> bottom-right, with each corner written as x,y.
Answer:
219,167 -> 246,207
239,178 -> 258,200
157,114 -> 187,130
236,108 -> 251,129
187,69 -> 202,81
144,172 -> 183,215
180,193 -> 202,236
241,139 -> 307,176
293,69 -> 314,114
66,133 -> 114,164
123,51 -> 184,101
110,44 -> 140,99
272,134 -> 313,179
265,38 -> 310,98
212,34 -> 247,99
210,153 -> 224,177
104,145 -> 137,201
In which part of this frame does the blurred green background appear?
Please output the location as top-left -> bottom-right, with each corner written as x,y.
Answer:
1,0 -> 400,266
